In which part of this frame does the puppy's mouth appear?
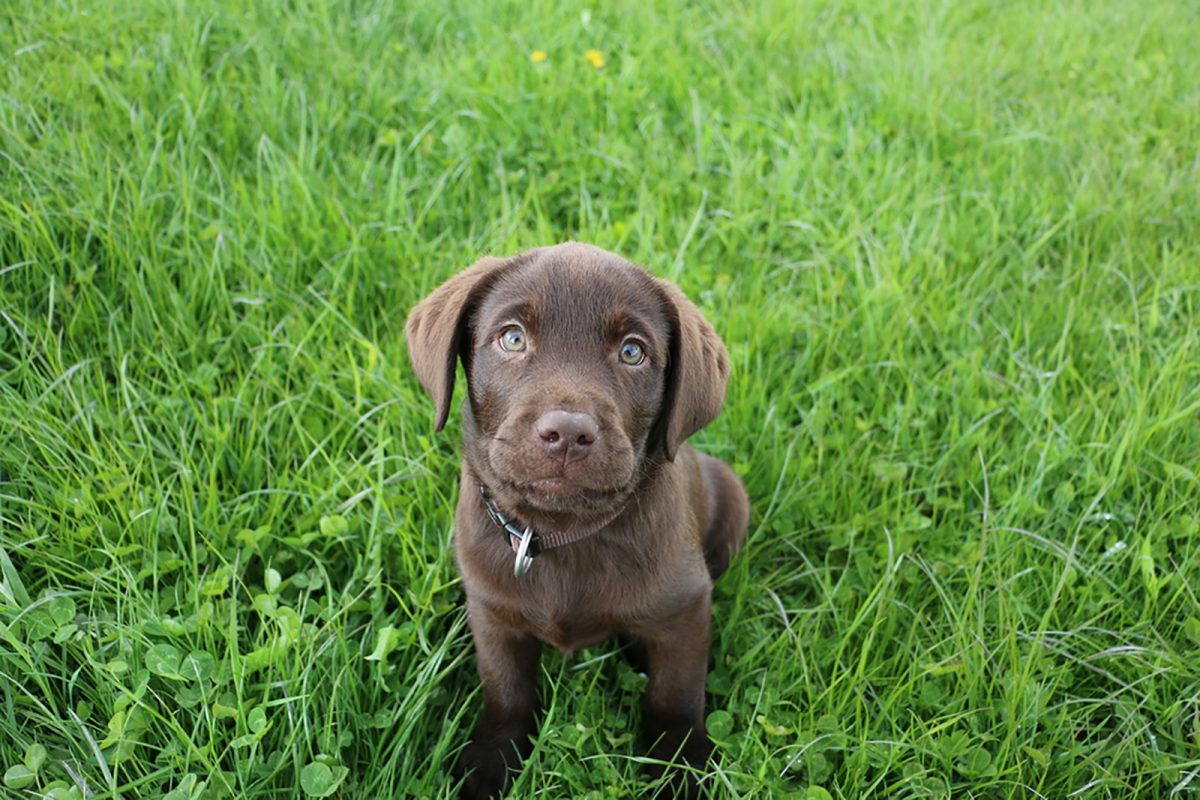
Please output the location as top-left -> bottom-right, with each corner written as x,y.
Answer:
527,478 -> 585,497
480,470 -> 633,519
476,428 -> 641,517
512,476 -> 627,511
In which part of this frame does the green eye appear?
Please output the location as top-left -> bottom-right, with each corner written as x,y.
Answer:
619,340 -> 645,365
499,326 -> 527,352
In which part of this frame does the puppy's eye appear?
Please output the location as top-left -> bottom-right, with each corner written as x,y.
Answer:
618,339 -> 645,366
498,326 -> 527,352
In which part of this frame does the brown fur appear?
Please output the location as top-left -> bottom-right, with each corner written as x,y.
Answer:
405,243 -> 749,798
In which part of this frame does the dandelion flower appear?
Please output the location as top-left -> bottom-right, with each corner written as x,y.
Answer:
531,50 -> 547,63
585,49 -> 604,69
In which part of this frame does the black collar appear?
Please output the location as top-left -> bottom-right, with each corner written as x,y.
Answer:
480,483 -> 542,563
477,482 -> 628,578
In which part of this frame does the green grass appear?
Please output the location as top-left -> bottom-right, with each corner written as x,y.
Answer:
2,0 -> 1199,797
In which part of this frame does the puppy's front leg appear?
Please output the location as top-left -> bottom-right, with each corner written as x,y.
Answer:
639,594 -> 715,797
456,603 -> 541,800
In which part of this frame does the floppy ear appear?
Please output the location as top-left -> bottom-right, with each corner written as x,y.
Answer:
404,256 -> 511,431
652,278 -> 731,461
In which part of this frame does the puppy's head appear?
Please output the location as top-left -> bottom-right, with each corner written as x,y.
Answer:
405,243 -> 729,520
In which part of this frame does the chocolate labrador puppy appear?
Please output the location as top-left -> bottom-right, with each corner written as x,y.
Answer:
405,243 -> 748,798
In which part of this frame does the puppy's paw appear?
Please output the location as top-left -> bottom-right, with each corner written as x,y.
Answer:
455,740 -> 515,800
645,727 -> 714,799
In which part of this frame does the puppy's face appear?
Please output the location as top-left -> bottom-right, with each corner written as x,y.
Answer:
464,254 -> 669,516
405,242 -> 731,522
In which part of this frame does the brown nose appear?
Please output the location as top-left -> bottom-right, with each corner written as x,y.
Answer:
535,410 -> 599,459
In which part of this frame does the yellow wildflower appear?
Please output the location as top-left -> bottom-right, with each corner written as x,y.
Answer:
531,50 -> 547,63
585,49 -> 604,69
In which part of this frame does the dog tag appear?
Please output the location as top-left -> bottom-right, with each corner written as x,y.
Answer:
513,527 -> 535,578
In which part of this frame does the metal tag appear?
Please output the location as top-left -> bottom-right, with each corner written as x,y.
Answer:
513,527 -> 535,578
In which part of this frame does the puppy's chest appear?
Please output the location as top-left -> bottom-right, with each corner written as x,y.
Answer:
513,603 -> 614,655
485,563 -> 640,654
473,546 -> 687,655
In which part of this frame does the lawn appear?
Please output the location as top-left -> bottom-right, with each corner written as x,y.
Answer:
2,0 -> 1199,797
